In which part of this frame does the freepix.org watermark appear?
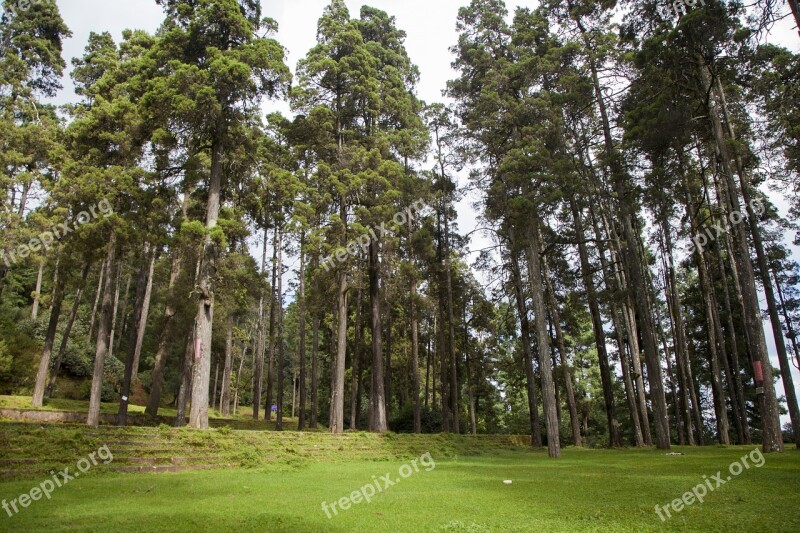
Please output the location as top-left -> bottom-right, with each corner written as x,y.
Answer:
2,0 -> 43,16
654,447 -> 765,522
1,199 -> 113,267
687,198 -> 764,255
321,200 -> 429,272
657,0 -> 706,20
321,452 -> 436,519
2,444 -> 113,518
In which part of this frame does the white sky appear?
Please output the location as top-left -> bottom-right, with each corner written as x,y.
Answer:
44,0 -> 800,425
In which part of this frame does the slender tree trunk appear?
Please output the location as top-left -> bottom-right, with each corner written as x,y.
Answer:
145,249 -> 182,417
408,215 -> 421,433
220,314 -> 234,416
113,272 -> 132,357
310,315 -> 320,428
31,260 -> 44,320
350,288 -> 363,430
119,243 -> 152,426
45,262 -> 91,398
368,238 -> 387,432
298,232 -> 307,430
175,328 -> 194,426
31,258 -> 66,407
132,250 -> 156,377
385,306 -> 393,418
211,362 -> 219,412
188,115 -> 227,430
570,200 -> 619,446
107,267 -> 123,363
443,206 -> 459,433
660,222 -> 696,445
253,227 -> 271,420
87,259 -> 105,343
699,62 -> 783,451
330,268 -> 348,433
509,248 -> 542,447
87,234 -> 117,426
524,220 -> 560,458
591,204 -> 654,446
275,228 -> 285,431
266,227 -> 282,422
543,256 -> 582,446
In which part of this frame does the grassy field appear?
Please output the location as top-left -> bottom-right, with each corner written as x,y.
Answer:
1,440 -> 798,532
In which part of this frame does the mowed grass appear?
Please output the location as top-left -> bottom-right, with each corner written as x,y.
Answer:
1,445 -> 798,532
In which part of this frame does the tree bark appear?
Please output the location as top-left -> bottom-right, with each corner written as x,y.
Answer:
188,113 -> 226,429
275,228 -> 285,431
31,260 -> 44,320
543,256 -> 582,447
698,61 -> 783,451
45,262 -> 91,399
524,220 -> 560,458
368,238 -> 388,432
32,258 -> 66,407
297,232 -> 307,430
118,243 -> 152,426
87,234 -> 117,426
220,314 -> 234,415
253,226 -> 271,419
509,248 -> 542,447
145,249 -> 182,418
131,249 -> 156,377
570,199 -> 619,447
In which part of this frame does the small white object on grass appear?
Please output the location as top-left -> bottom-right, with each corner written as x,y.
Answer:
503,480 -> 513,485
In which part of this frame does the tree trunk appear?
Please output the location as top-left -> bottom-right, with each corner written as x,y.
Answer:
266,227 -> 282,422
570,199 -> 619,447
659,222 -> 696,445
113,271 -> 132,358
220,314 -> 234,416
275,228 -> 285,431
175,328 -> 194,427
87,233 -> 117,426
408,216 -> 421,434
118,243 -> 152,426
253,226 -> 271,419
524,219 -> 561,458
350,288 -> 363,430
131,249 -> 156,377
368,238 -> 387,432
211,361 -> 219,413
46,263 -> 91,398
87,259 -> 106,343
699,61 -> 783,451
145,249 -> 182,418
310,315 -> 320,428
188,114 -> 226,430
543,256 -> 582,447
330,268 -> 348,433
31,258 -> 66,407
444,205 -> 459,433
298,232 -> 307,430
509,248 -> 542,447
31,260 -> 44,320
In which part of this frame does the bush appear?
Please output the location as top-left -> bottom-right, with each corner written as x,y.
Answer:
389,404 -> 443,433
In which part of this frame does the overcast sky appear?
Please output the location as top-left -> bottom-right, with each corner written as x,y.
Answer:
45,1 -> 800,420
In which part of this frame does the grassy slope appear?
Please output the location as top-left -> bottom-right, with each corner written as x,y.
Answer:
1,445 -> 798,532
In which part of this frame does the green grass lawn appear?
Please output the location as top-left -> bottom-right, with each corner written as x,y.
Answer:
1,445 -> 798,532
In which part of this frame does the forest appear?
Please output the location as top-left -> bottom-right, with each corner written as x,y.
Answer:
2,0 -> 800,466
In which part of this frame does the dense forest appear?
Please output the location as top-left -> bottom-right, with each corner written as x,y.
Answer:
1,0 -> 799,459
